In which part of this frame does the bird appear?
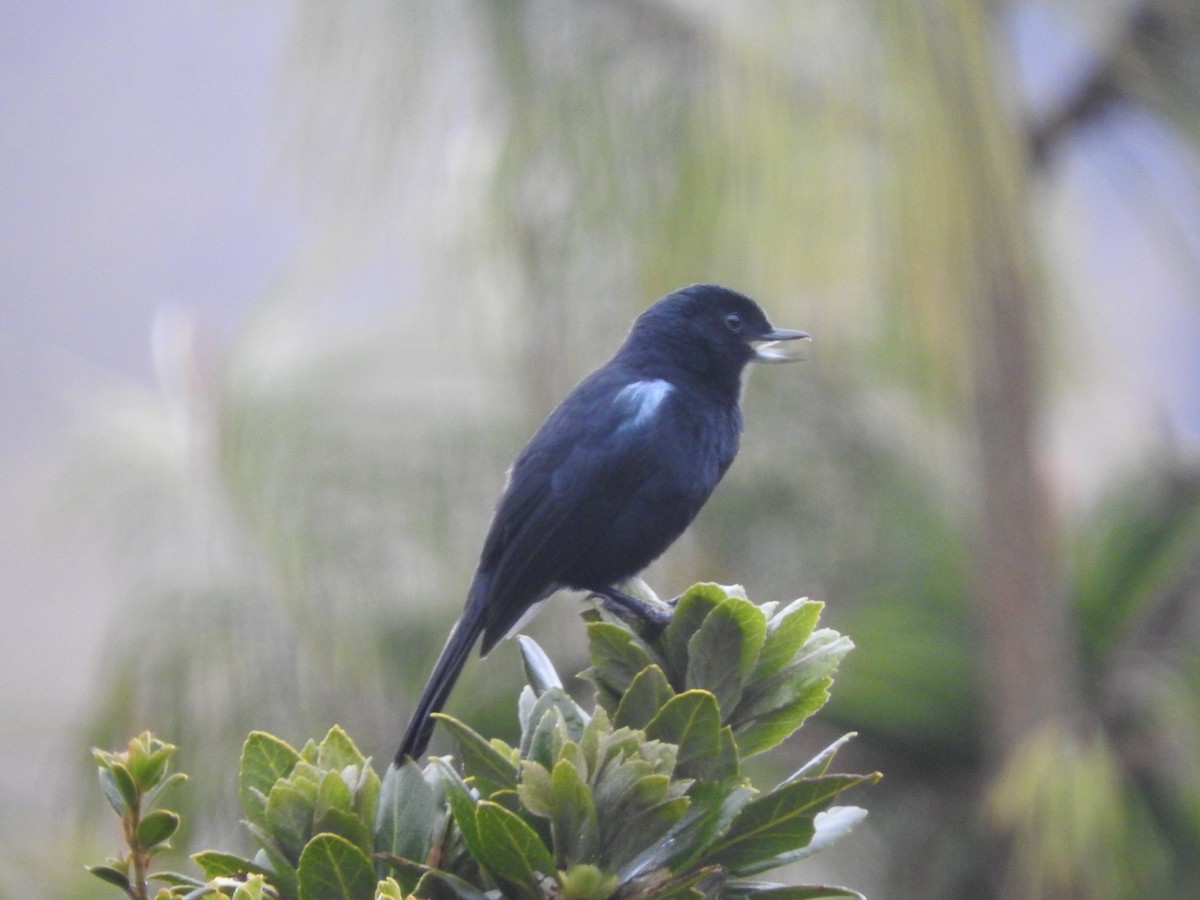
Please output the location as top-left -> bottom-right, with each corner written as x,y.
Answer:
395,283 -> 808,764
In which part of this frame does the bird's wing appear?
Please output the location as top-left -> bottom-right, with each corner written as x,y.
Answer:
477,371 -> 669,646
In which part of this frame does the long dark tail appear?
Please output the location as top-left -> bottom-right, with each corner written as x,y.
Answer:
394,612 -> 485,766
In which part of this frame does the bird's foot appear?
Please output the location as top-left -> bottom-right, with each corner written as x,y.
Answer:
588,586 -> 673,627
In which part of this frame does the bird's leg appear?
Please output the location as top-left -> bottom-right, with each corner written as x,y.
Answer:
588,586 -> 673,626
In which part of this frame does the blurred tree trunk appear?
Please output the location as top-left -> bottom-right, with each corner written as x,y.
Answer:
878,2 -> 1083,892
933,4 -> 1084,898
973,259 -> 1074,753
941,0 -> 1080,760
881,0 -> 1081,737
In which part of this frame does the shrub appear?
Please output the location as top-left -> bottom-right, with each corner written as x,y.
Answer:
89,584 -> 878,899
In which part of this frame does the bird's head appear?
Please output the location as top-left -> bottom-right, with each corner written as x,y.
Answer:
625,284 -> 809,386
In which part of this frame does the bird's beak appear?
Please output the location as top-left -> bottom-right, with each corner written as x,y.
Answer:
752,328 -> 811,363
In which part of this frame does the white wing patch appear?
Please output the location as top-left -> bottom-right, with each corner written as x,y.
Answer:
615,378 -> 674,428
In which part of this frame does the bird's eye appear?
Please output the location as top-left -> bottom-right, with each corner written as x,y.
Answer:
724,313 -> 743,333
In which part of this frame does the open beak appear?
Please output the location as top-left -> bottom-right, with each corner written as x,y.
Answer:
752,327 -> 811,363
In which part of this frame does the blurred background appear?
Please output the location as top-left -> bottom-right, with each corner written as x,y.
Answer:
3,1 -> 1200,897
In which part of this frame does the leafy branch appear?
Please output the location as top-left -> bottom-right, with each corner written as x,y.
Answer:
89,584 -> 878,899
89,733 -> 187,899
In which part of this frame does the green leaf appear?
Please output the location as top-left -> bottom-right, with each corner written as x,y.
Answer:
375,760 -> 435,864
711,725 -> 740,782
786,734 -> 857,782
97,765 -> 133,816
136,808 -> 180,848
613,664 -> 675,730
296,832 -> 377,900
520,688 -> 588,764
143,771 -> 188,810
87,865 -> 131,891
191,849 -> 273,880
474,800 -> 557,899
313,804 -> 373,859
686,598 -> 767,714
620,781 -> 756,879
549,758 -> 599,865
517,635 -> 563,693
245,826 -> 300,898
601,768 -> 669,817
130,744 -> 175,792
265,778 -> 319,861
733,680 -> 833,758
517,685 -> 538,734
735,632 -> 853,725
731,806 -> 870,877
108,761 -> 140,812
578,707 -> 610,775
518,761 -> 554,817
351,764 -> 381,834
524,706 -> 565,771
755,600 -> 823,681
432,759 -> 485,862
240,732 -> 302,829
558,739 -> 589,782
316,725 -> 367,771
590,741 -> 675,823
645,690 -> 722,780
699,775 -> 877,875
586,622 -> 658,696
316,768 -> 355,818
146,869 -> 204,888
582,674 -> 623,717
375,876 -> 405,900
603,787 -> 691,870
433,714 -> 519,797
662,584 -> 728,685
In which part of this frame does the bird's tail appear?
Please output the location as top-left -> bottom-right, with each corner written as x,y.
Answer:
394,612 -> 484,766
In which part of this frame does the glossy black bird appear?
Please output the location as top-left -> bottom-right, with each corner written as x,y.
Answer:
395,284 -> 807,764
